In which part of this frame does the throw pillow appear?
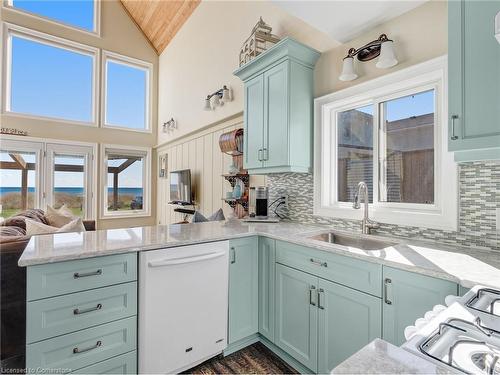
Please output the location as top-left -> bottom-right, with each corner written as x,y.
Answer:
25,217 -> 86,236
45,204 -> 77,228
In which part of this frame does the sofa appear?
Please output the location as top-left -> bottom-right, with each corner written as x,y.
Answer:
0,209 -> 95,370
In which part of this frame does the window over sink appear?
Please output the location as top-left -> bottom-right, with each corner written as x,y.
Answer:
314,57 -> 457,230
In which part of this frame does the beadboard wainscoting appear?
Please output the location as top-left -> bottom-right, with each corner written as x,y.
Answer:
267,161 -> 499,251
156,115 -> 266,225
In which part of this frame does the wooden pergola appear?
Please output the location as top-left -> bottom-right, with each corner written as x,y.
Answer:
0,154 -> 140,211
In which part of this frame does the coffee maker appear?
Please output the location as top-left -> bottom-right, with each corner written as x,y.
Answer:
255,186 -> 269,219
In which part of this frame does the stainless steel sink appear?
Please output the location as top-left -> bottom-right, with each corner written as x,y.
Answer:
308,231 -> 396,250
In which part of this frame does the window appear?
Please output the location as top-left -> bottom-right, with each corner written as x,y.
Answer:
102,145 -> 151,217
46,144 -> 95,218
6,0 -> 98,33
3,25 -> 98,124
314,57 -> 458,230
103,52 -> 152,132
0,138 -> 96,219
0,141 -> 42,218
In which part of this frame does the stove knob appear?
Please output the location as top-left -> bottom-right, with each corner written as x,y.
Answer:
445,295 -> 460,306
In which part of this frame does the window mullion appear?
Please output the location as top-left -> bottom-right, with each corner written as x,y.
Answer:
375,100 -> 386,205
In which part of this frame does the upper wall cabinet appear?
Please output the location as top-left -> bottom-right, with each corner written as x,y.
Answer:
234,38 -> 320,174
449,0 -> 500,162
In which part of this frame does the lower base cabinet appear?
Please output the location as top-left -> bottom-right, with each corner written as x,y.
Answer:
382,266 -> 458,346
228,237 -> 259,344
275,264 -> 318,372
71,351 -> 136,374
318,278 -> 381,373
275,263 -> 382,373
258,237 -> 276,343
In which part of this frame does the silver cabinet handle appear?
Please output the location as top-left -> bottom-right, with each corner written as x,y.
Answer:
451,115 -> 459,140
318,288 -> 325,310
263,148 -> 268,161
384,278 -> 393,305
310,258 -> 327,267
258,149 -> 263,161
230,247 -> 236,264
74,303 -> 102,315
74,269 -> 102,279
309,285 -> 317,306
73,340 -> 101,354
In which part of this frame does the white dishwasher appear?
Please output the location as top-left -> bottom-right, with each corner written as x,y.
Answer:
138,241 -> 229,374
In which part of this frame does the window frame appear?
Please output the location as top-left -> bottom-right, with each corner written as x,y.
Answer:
0,135 -> 97,220
102,50 -> 153,133
2,0 -> 101,36
1,23 -> 100,127
314,56 -> 458,231
45,142 -> 97,220
100,144 -> 151,219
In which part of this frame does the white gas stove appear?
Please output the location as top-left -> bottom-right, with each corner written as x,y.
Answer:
403,286 -> 500,374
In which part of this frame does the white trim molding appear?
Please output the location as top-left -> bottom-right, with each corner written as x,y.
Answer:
101,50 -> 153,134
100,144 -> 152,219
2,0 -> 101,37
314,56 -> 458,231
1,23 -> 99,126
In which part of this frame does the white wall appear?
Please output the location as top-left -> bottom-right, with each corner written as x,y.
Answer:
157,0 -> 337,146
157,0 -> 447,145
157,115 -> 266,225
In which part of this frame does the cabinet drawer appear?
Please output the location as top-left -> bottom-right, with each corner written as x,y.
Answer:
276,241 -> 382,297
26,316 -> 136,373
27,282 -> 137,343
27,254 -> 137,301
71,351 -> 136,374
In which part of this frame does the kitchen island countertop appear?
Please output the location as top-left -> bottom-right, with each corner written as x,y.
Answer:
18,220 -> 500,289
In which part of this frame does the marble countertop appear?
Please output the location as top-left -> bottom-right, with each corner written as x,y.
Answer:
332,339 -> 454,374
18,220 -> 500,289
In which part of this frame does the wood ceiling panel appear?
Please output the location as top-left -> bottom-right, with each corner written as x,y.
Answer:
120,0 -> 200,54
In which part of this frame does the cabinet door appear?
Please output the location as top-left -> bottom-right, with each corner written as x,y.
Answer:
382,266 -> 457,345
448,0 -> 500,152
275,264 -> 318,372
244,75 -> 264,170
228,237 -> 258,344
258,237 -> 275,342
263,61 -> 289,168
317,279 -> 382,373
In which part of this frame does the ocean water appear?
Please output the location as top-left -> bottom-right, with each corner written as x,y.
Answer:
0,187 -> 143,196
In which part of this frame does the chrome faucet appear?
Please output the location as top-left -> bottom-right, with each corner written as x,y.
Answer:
353,181 -> 379,234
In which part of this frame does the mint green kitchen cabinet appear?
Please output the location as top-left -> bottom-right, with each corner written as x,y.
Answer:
228,237 -> 259,344
25,254 -> 138,374
275,264 -> 318,372
258,237 -> 276,342
382,266 -> 458,346
317,278 -> 382,373
234,37 -> 320,174
448,0 -> 500,161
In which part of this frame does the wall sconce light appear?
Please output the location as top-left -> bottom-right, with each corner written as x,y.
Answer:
203,85 -> 232,111
163,118 -> 176,133
339,34 -> 398,82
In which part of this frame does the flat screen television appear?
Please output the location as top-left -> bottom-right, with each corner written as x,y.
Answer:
169,169 -> 193,205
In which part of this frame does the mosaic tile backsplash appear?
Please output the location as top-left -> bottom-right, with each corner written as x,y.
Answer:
267,161 -> 499,251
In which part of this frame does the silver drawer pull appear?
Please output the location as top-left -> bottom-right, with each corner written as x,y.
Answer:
384,278 -> 393,305
73,303 -> 102,315
310,258 -> 327,267
74,269 -> 102,279
318,288 -> 325,310
73,340 -> 101,354
309,285 -> 316,306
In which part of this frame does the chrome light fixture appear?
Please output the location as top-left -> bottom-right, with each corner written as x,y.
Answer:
203,85 -> 232,111
162,118 -> 176,133
339,34 -> 398,81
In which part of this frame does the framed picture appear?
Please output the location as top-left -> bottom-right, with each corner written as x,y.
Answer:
159,154 -> 168,178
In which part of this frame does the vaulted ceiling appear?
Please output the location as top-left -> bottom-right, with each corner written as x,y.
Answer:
120,0 -> 200,54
